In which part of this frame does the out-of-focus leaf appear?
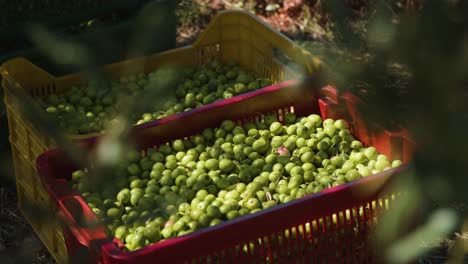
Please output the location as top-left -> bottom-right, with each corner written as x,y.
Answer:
27,24 -> 90,66
386,208 -> 459,263
127,1 -> 170,58
26,23 -> 112,96
5,80 -> 88,169
376,167 -> 423,245
90,66 -> 185,189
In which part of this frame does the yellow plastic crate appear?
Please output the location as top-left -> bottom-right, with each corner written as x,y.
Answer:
17,186 -> 68,264
1,11 -> 321,263
14,150 -> 68,264
1,10 -> 320,155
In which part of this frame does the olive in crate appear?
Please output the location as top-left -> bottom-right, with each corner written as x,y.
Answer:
38,60 -> 273,135
71,113 -> 402,251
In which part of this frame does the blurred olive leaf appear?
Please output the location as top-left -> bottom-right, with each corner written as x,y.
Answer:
6,80 -> 88,168
386,208 -> 459,264
26,23 -> 111,90
343,1 -> 468,262
127,0 -> 170,58
27,24 -> 91,67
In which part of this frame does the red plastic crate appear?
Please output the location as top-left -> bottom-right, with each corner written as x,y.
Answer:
36,80 -> 416,263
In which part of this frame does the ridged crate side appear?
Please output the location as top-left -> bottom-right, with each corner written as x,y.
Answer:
10,142 -> 39,196
16,179 -> 68,264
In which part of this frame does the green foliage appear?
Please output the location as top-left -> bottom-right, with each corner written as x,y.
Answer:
176,0 -> 203,25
